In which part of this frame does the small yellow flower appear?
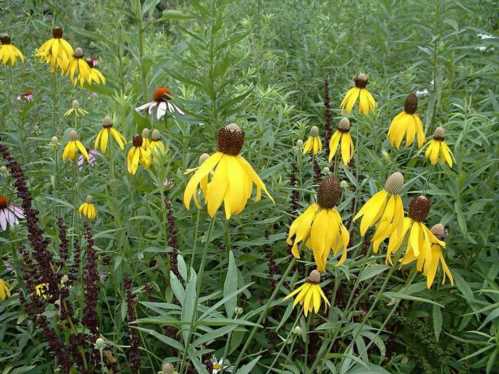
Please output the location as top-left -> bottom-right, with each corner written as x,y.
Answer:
35,283 -> 49,299
389,195 -> 441,265
387,93 -> 425,149
184,153 -> 210,208
284,270 -> 330,317
328,118 -> 354,165
0,278 -> 11,301
64,100 -> 88,118
94,116 -> 126,153
340,73 -> 376,115
149,129 -> 168,159
66,48 -> 104,87
354,172 -> 405,253
0,34 -> 24,66
79,196 -> 97,221
127,135 -> 151,175
183,124 -> 273,219
424,127 -> 454,167
86,58 -> 106,85
36,27 -> 73,71
63,130 -> 89,162
303,126 -> 322,155
423,224 -> 453,288
288,177 -> 349,271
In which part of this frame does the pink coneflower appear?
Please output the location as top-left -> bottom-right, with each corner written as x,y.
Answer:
78,149 -> 100,170
0,195 -> 24,231
135,87 -> 185,120
17,90 -> 33,102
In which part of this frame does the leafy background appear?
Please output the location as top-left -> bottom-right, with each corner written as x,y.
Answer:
0,0 -> 498,373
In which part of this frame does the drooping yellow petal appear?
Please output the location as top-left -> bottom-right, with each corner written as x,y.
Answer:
355,190 -> 389,236
340,87 -> 360,114
183,152 -> 223,209
236,156 -> 274,203
206,157 -> 230,217
110,128 -> 126,150
287,204 -> 320,258
328,131 -> 341,161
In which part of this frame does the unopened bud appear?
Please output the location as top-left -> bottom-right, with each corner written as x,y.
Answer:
292,326 -> 302,335
340,180 -> 349,189
234,306 -> 243,316
296,139 -> 304,148
95,338 -> 105,350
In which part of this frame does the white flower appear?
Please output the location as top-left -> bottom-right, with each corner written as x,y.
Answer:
211,357 -> 232,374
415,89 -> 429,98
135,87 -> 185,120
0,196 -> 24,231
477,33 -> 495,40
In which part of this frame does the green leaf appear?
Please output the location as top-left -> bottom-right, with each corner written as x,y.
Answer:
347,363 -> 392,374
358,264 -> 389,282
170,271 -> 185,305
177,255 -> 188,281
235,356 -> 261,374
134,326 -> 184,351
432,304 -> 443,341
383,292 -> 444,307
181,276 -> 197,343
224,250 -> 238,318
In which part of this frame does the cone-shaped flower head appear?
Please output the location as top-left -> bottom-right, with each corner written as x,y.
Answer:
79,195 -> 97,221
303,126 -> 323,155
36,27 -> 73,71
95,116 -> 126,153
66,47 -> 105,86
424,127 -> 454,167
329,117 -> 354,165
354,172 -> 407,255
287,176 -> 350,270
127,134 -> 151,175
0,34 -> 24,66
340,73 -> 376,115
284,269 -> 330,316
85,56 -> 106,85
62,130 -> 89,161
388,195 -> 444,267
387,93 -> 425,149
183,123 -> 273,219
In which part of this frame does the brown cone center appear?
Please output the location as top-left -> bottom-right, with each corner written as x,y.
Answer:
408,195 -> 431,222
317,176 -> 342,209
52,27 -> 63,38
217,125 -> 244,155
404,94 -> 418,114
132,135 -> 143,147
0,196 -> 8,209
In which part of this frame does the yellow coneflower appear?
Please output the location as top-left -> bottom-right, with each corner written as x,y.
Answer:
85,57 -> 106,85
184,153 -> 210,208
424,127 -> 454,167
94,116 -> 126,153
35,283 -> 48,299
67,48 -> 104,87
287,177 -> 349,270
0,278 -> 11,301
389,195 -> 442,266
423,224 -> 453,288
79,196 -> 97,221
127,134 -> 151,175
0,34 -> 24,66
62,130 -> 89,162
141,128 -> 151,149
303,126 -> 322,155
354,172 -> 405,252
340,73 -> 376,115
329,118 -> 354,165
64,99 -> 88,118
183,123 -> 273,219
149,129 -> 168,159
36,27 -> 73,71
387,93 -> 425,149
284,270 -> 330,317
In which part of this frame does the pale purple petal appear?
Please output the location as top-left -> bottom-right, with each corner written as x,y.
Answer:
13,206 -> 24,219
173,103 -> 185,115
5,209 -> 17,226
166,102 -> 174,113
148,102 -> 157,114
0,210 -> 7,231
157,102 -> 167,120
135,103 -> 151,112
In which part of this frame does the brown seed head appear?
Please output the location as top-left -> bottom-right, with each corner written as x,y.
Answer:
404,93 -> 418,114
68,129 -> 78,141
317,176 -> 342,209
217,123 -> 244,155
307,269 -> 321,284
408,195 -> 431,222
384,172 -> 404,195
431,223 -> 447,241
52,27 -> 63,38
354,73 -> 369,88
102,116 -> 113,128
199,153 -> 210,165
433,127 -> 445,141
74,47 -> 84,58
132,134 -> 143,147
151,129 -> 161,141
337,117 -> 351,132
0,34 -> 11,44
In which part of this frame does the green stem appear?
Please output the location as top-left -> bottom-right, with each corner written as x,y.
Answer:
188,209 -> 201,280
223,219 -> 231,252
234,258 -> 296,368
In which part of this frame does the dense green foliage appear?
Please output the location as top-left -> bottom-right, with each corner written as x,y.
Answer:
0,0 -> 498,373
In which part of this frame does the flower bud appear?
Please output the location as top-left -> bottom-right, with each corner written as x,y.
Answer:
340,180 -> 349,189
322,166 -> 330,175
296,139 -> 304,148
292,326 -> 302,335
234,306 -> 243,316
384,172 -> 404,195
95,337 -> 106,351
